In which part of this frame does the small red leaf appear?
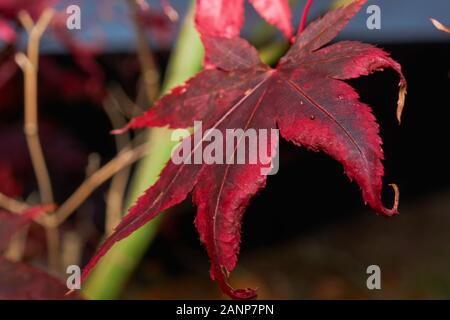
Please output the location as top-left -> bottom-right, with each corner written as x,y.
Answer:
0,258 -> 81,300
0,205 -> 54,252
0,204 -> 68,300
84,0 -> 406,299
249,0 -> 293,39
195,0 -> 293,39
195,0 -> 246,38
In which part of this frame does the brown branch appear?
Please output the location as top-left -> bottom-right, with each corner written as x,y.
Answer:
16,8 -> 60,273
6,5 -> 160,272
5,227 -> 30,262
49,142 -> 150,227
17,9 -> 55,203
15,52 -> 52,202
0,193 -> 44,261
61,231 -> 83,270
0,193 -> 29,213
85,153 -> 102,177
127,0 -> 160,105
110,84 -> 143,118
4,7 -> 159,271
0,192 -> 50,228
103,93 -> 133,235
0,140 -> 150,231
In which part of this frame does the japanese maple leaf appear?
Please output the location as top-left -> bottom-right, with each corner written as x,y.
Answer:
83,0 -> 406,299
196,0 -> 293,39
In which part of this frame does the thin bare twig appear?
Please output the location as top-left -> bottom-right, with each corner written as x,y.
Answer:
85,153 -> 102,177
127,0 -> 160,105
109,84 -> 144,118
103,93 -> 133,235
0,192 -> 50,227
0,192 -> 45,261
3,6 -> 161,273
106,0 -> 163,232
0,193 -> 29,213
16,8 -> 60,272
49,142 -> 150,227
0,142 -> 148,231
61,231 -> 83,270
5,227 -> 30,262
0,140 -> 150,231
16,10 -> 55,204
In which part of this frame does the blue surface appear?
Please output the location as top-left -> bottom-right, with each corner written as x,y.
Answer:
17,0 -> 450,53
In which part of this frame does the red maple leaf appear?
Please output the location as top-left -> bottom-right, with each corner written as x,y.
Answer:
196,0 -> 293,39
83,0 -> 406,299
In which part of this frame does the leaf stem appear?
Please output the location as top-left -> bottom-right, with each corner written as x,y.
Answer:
298,0 -> 314,34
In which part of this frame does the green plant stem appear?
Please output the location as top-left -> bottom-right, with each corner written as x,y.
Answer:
259,41 -> 289,66
81,1 -> 203,300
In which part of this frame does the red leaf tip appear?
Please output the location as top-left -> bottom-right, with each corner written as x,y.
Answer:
228,288 -> 258,300
213,266 -> 258,299
23,203 -> 57,219
376,183 -> 400,216
111,124 -> 131,135
386,183 -> 400,216
430,18 -> 450,34
396,81 -> 407,124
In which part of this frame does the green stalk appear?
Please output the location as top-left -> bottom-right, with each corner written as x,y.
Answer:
82,1 -> 203,299
259,41 -> 289,66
